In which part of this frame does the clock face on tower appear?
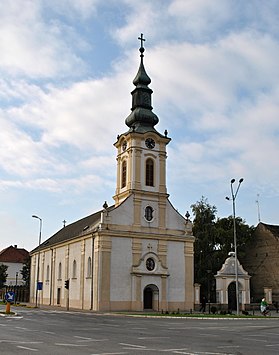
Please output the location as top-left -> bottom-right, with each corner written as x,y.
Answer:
145,138 -> 155,149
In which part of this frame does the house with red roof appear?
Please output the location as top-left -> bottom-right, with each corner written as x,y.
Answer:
0,245 -> 29,286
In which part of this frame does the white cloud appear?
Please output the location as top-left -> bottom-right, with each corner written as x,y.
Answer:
0,0 -> 91,78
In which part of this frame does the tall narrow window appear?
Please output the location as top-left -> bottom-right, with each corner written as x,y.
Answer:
46,265 -> 50,281
121,160 -> 127,188
72,260 -> 77,279
146,158 -> 154,186
58,262 -> 62,280
87,257 -> 92,277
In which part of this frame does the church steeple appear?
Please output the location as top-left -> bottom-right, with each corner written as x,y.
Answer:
114,34 -> 171,208
125,33 -> 159,133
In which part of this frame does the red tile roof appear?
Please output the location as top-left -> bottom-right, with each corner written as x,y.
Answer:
0,245 -> 29,263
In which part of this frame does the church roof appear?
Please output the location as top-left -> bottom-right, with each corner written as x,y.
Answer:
125,34 -> 160,135
30,208 -> 113,253
0,245 -> 29,263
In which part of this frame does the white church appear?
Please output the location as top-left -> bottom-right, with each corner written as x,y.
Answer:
30,36 -> 195,312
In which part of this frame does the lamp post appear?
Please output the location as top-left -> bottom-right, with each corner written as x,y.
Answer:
15,271 -> 18,304
207,269 -> 211,314
226,178 -> 244,315
32,215 -> 42,308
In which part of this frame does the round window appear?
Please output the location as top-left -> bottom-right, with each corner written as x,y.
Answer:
146,258 -> 155,271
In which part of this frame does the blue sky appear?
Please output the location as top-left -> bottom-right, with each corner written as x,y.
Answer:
1,0 -> 279,252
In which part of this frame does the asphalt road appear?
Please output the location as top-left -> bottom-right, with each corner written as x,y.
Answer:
0,306 -> 279,354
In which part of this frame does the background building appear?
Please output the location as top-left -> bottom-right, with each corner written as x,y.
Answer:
240,222 -> 279,303
0,245 -> 29,286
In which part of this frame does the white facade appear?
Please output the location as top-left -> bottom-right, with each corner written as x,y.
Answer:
30,39 -> 195,312
215,254 -> 251,310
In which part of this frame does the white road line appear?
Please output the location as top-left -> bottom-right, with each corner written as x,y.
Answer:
138,336 -> 170,339
17,346 -> 38,351
90,353 -> 128,355
173,352 -> 234,355
55,343 -> 88,347
266,344 -> 279,347
161,348 -> 189,352
119,342 -> 146,348
42,331 -> 55,334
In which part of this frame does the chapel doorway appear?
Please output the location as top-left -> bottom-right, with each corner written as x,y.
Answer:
228,282 -> 236,310
143,284 -> 159,311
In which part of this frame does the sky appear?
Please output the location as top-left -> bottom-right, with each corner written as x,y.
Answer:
1,0 -> 279,252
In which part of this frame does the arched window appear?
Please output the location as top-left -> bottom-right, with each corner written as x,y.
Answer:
46,265 -> 50,281
58,262 -> 62,280
146,158 -> 154,186
87,257 -> 92,277
72,260 -> 77,279
121,160 -> 127,188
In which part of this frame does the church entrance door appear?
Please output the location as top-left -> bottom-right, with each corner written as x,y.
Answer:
143,284 -> 159,310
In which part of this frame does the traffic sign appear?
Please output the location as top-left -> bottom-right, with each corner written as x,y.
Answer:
5,291 -> 15,302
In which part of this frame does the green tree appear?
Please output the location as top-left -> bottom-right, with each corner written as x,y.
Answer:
191,196 -> 254,302
20,256 -> 31,287
191,196 -> 217,301
0,264 -> 8,288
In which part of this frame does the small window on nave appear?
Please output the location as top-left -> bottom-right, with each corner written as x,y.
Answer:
87,257 -> 92,278
46,265 -> 50,281
58,262 -> 62,280
72,260 -> 77,279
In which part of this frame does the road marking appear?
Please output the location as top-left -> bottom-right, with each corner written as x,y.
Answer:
55,343 -> 88,347
173,352 -> 234,355
161,348 -> 189,352
138,336 -> 170,339
119,343 -> 146,348
42,331 -> 55,334
90,353 -> 128,355
17,346 -> 38,351
266,344 -> 279,347
74,336 -> 93,340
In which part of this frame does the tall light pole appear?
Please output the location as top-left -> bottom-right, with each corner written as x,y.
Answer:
226,178 -> 243,316
32,215 -> 42,308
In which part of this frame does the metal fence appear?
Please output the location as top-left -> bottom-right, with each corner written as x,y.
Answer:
0,285 -> 29,303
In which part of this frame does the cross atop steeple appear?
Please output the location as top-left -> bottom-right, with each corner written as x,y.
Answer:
138,33 -> 145,49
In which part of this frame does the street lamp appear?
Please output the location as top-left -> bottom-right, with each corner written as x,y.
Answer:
32,215 -> 42,308
226,178 -> 244,315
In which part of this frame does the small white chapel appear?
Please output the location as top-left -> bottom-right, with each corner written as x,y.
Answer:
30,35 -> 195,312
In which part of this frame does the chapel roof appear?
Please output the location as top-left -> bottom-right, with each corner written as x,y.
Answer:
0,245 -> 29,263
215,253 -> 249,277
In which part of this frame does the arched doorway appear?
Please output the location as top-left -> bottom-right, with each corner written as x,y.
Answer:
228,282 -> 236,310
143,284 -> 159,310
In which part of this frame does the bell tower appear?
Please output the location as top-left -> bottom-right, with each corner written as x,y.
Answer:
113,34 -> 171,229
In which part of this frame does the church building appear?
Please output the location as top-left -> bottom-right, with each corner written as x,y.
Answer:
30,36 -> 195,312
